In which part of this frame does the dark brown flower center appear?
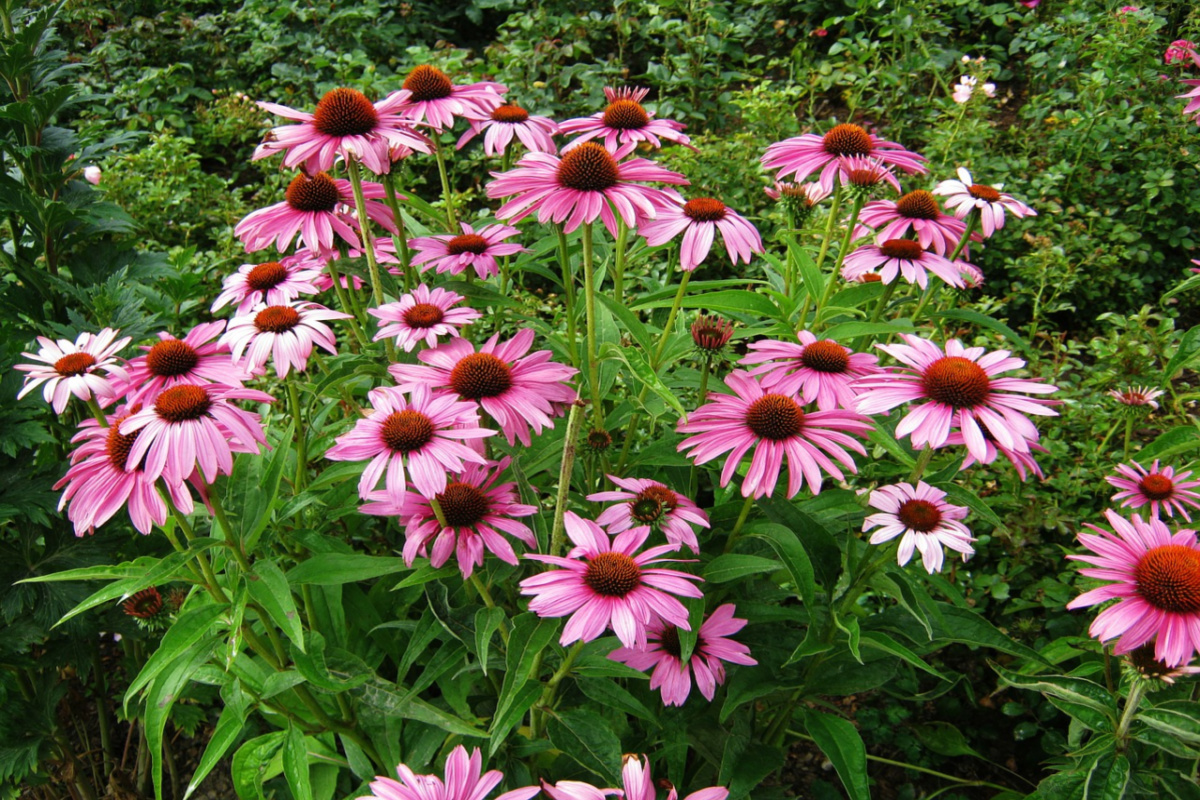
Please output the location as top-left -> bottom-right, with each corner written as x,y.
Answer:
491,104 -> 530,123
123,588 -> 163,618
403,303 -> 445,329
155,384 -> 213,423
312,88 -> 379,138
631,485 -> 679,523
602,98 -> 650,130
54,352 -> 97,377
659,626 -> 684,659
285,172 -> 341,213
921,356 -> 990,409
968,184 -> 1001,203
254,306 -> 301,333
746,394 -> 805,440
880,239 -> 925,260
446,233 -> 490,255
585,429 -> 612,452
1135,544 -> 1200,613
897,499 -> 942,532
847,167 -> 881,187
449,352 -> 513,400
380,409 -> 435,453
683,198 -> 728,222
436,482 -> 491,527
780,184 -> 813,202
245,261 -> 288,291
557,143 -> 620,192
583,551 -> 641,597
146,339 -> 200,378
895,190 -> 940,220
1128,643 -> 1178,679
402,65 -> 454,102
800,340 -> 850,374
105,416 -> 141,471
1139,474 -> 1176,501
822,124 -> 873,157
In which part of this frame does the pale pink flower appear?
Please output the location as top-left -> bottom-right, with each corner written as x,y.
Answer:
639,197 -> 763,272
1178,80 -> 1200,125
398,65 -> 506,131
588,476 -> 710,553
933,168 -> 1036,237
558,86 -> 694,152
944,430 -> 1047,481
360,745 -> 539,800
617,756 -> 728,800
409,222 -> 527,280
855,190 -> 972,256
764,181 -> 830,206
16,328 -> 130,413
863,481 -> 974,573
761,123 -> 927,193
1108,460 -> 1200,522
211,258 -> 323,315
83,166 -> 101,185
119,321 -> 250,406
840,239 -> 965,289
221,302 -> 351,378
457,103 -> 558,155
1109,386 -> 1164,410
369,284 -> 482,352
950,75 -> 995,104
740,331 -> 880,411
836,155 -> 902,194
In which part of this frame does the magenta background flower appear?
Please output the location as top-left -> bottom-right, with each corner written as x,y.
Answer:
613,756 -> 729,800
1178,80 -> 1200,124
458,103 -> 558,155
837,155 -> 902,194
253,87 -> 431,175
1108,460 -> 1200,521
741,330 -> 880,411
1068,510 -> 1200,667
361,745 -> 539,800
398,65 -> 506,130
933,168 -> 1036,237
588,475 -> 710,553
120,321 -> 250,406
390,328 -> 578,447
487,141 -> 689,237
761,123 -> 926,193
854,334 -> 1058,461
221,302 -> 350,378
639,197 -> 763,272
1108,386 -> 1164,410
609,604 -> 755,706
764,181 -> 829,206
211,257 -> 323,315
677,371 -> 871,499
945,430 -> 1047,481
409,222 -> 527,280
370,284 -> 482,351
540,781 -> 619,800
520,512 -> 703,648
863,481 -> 974,574
841,239 -> 965,289
1165,39 -> 1198,66
855,190 -> 970,256
558,86 -> 694,152
16,328 -> 130,413
324,384 -> 492,500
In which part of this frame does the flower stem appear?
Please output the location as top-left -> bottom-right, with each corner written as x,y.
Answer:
817,194 -> 865,323
907,447 -> 936,484
208,487 -> 254,574
432,134 -> 458,230
582,223 -> 604,427
723,495 -> 755,553
382,172 -> 415,293
652,270 -> 691,367
557,226 -> 579,369
613,218 -> 629,305
288,381 -> 307,492
85,396 -> 109,427
469,573 -> 510,646
323,257 -> 368,349
1123,416 -> 1135,460
947,209 -> 979,264
812,180 -> 843,273
549,402 -> 585,557
1115,680 -> 1147,747
346,159 -> 386,311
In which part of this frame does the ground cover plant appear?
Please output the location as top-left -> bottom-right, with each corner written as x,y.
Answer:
4,1 -> 1200,799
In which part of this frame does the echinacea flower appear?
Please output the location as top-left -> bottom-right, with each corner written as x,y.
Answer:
740,331 -> 880,411
291,239 -> 397,292
761,123 -> 927,194
234,171 -> 397,254
324,384 -> 492,500
854,334 -> 1058,462
409,222 -> 527,280
840,239 -> 965,289
457,103 -> 558,155
1068,510 -> 1200,667
616,756 -> 728,800
945,429 -> 1047,481
855,190 -> 971,256
361,745 -> 539,800
122,587 -> 164,619
1125,643 -> 1200,685
558,86 -> 694,152
221,302 -> 351,378
398,65 -> 506,131
253,87 -> 431,175
1108,386 -> 1164,410
933,168 -> 1036,237
1179,80 -> 1200,124
588,476 -> 710,553
119,384 -> 273,485
487,141 -> 689,237
837,155 -> 902,195
520,512 -> 703,648
389,328 -> 578,447
119,321 -> 251,406
361,458 -> 537,577
863,481 -> 974,574
1108,460 -> 1200,522
211,258 -> 323,315
609,604 -> 755,706
16,328 -> 130,413
639,197 -> 763,272
691,313 -> 734,355
369,284 -> 482,351
677,371 -> 872,499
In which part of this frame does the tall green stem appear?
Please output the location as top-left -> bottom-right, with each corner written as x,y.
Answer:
208,488 -> 253,574
907,447 -> 936,484
817,194 -> 865,323
346,159 -> 386,310
557,227 -> 579,368
382,172 -> 415,293
549,403 -> 585,557
613,218 -> 629,305
85,396 -> 109,428
1123,416 -> 1135,460
1115,681 -> 1146,747
812,181 -> 843,273
652,270 -> 691,366
723,495 -> 755,553
324,257 -> 368,349
432,135 -> 458,230
582,223 -> 604,427
288,381 -> 307,491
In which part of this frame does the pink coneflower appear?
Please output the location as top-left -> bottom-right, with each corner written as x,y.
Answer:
933,168 -> 1036,237
520,512 -> 703,648
16,328 -> 130,413
956,261 -> 985,289
558,86 -> 694,152
639,197 -> 763,272
609,604 -> 755,706
54,410 -> 194,535
324,385 -> 492,500
253,87 -> 431,175
840,239 -> 965,289
361,458 -> 537,578
588,476 -> 710,553
614,756 -> 728,800
691,313 -> 735,356
369,284 -> 482,352
361,745 -> 539,800
837,155 -> 902,195
221,302 -> 351,378
119,321 -> 250,406
409,222 -> 527,280
1126,643 -> 1200,684
389,329 -> 578,447
945,430 -> 1047,481
1068,510 -> 1200,667
854,334 -> 1058,462
761,123 -> 927,193
1191,258 -> 1200,275
863,481 -> 974,574
1179,80 -> 1200,124
457,103 -> 558,155
487,141 -> 689,237
119,384 -> 273,485
291,239 -> 397,292
211,258 -> 323,315
234,171 -> 396,254
1108,460 -> 1200,522
677,371 -> 871,499
856,190 -> 971,256
740,331 -> 880,411
1109,386 -> 1164,410
398,65 -> 506,131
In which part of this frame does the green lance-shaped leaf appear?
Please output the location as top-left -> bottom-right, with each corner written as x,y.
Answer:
803,708 -> 871,800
